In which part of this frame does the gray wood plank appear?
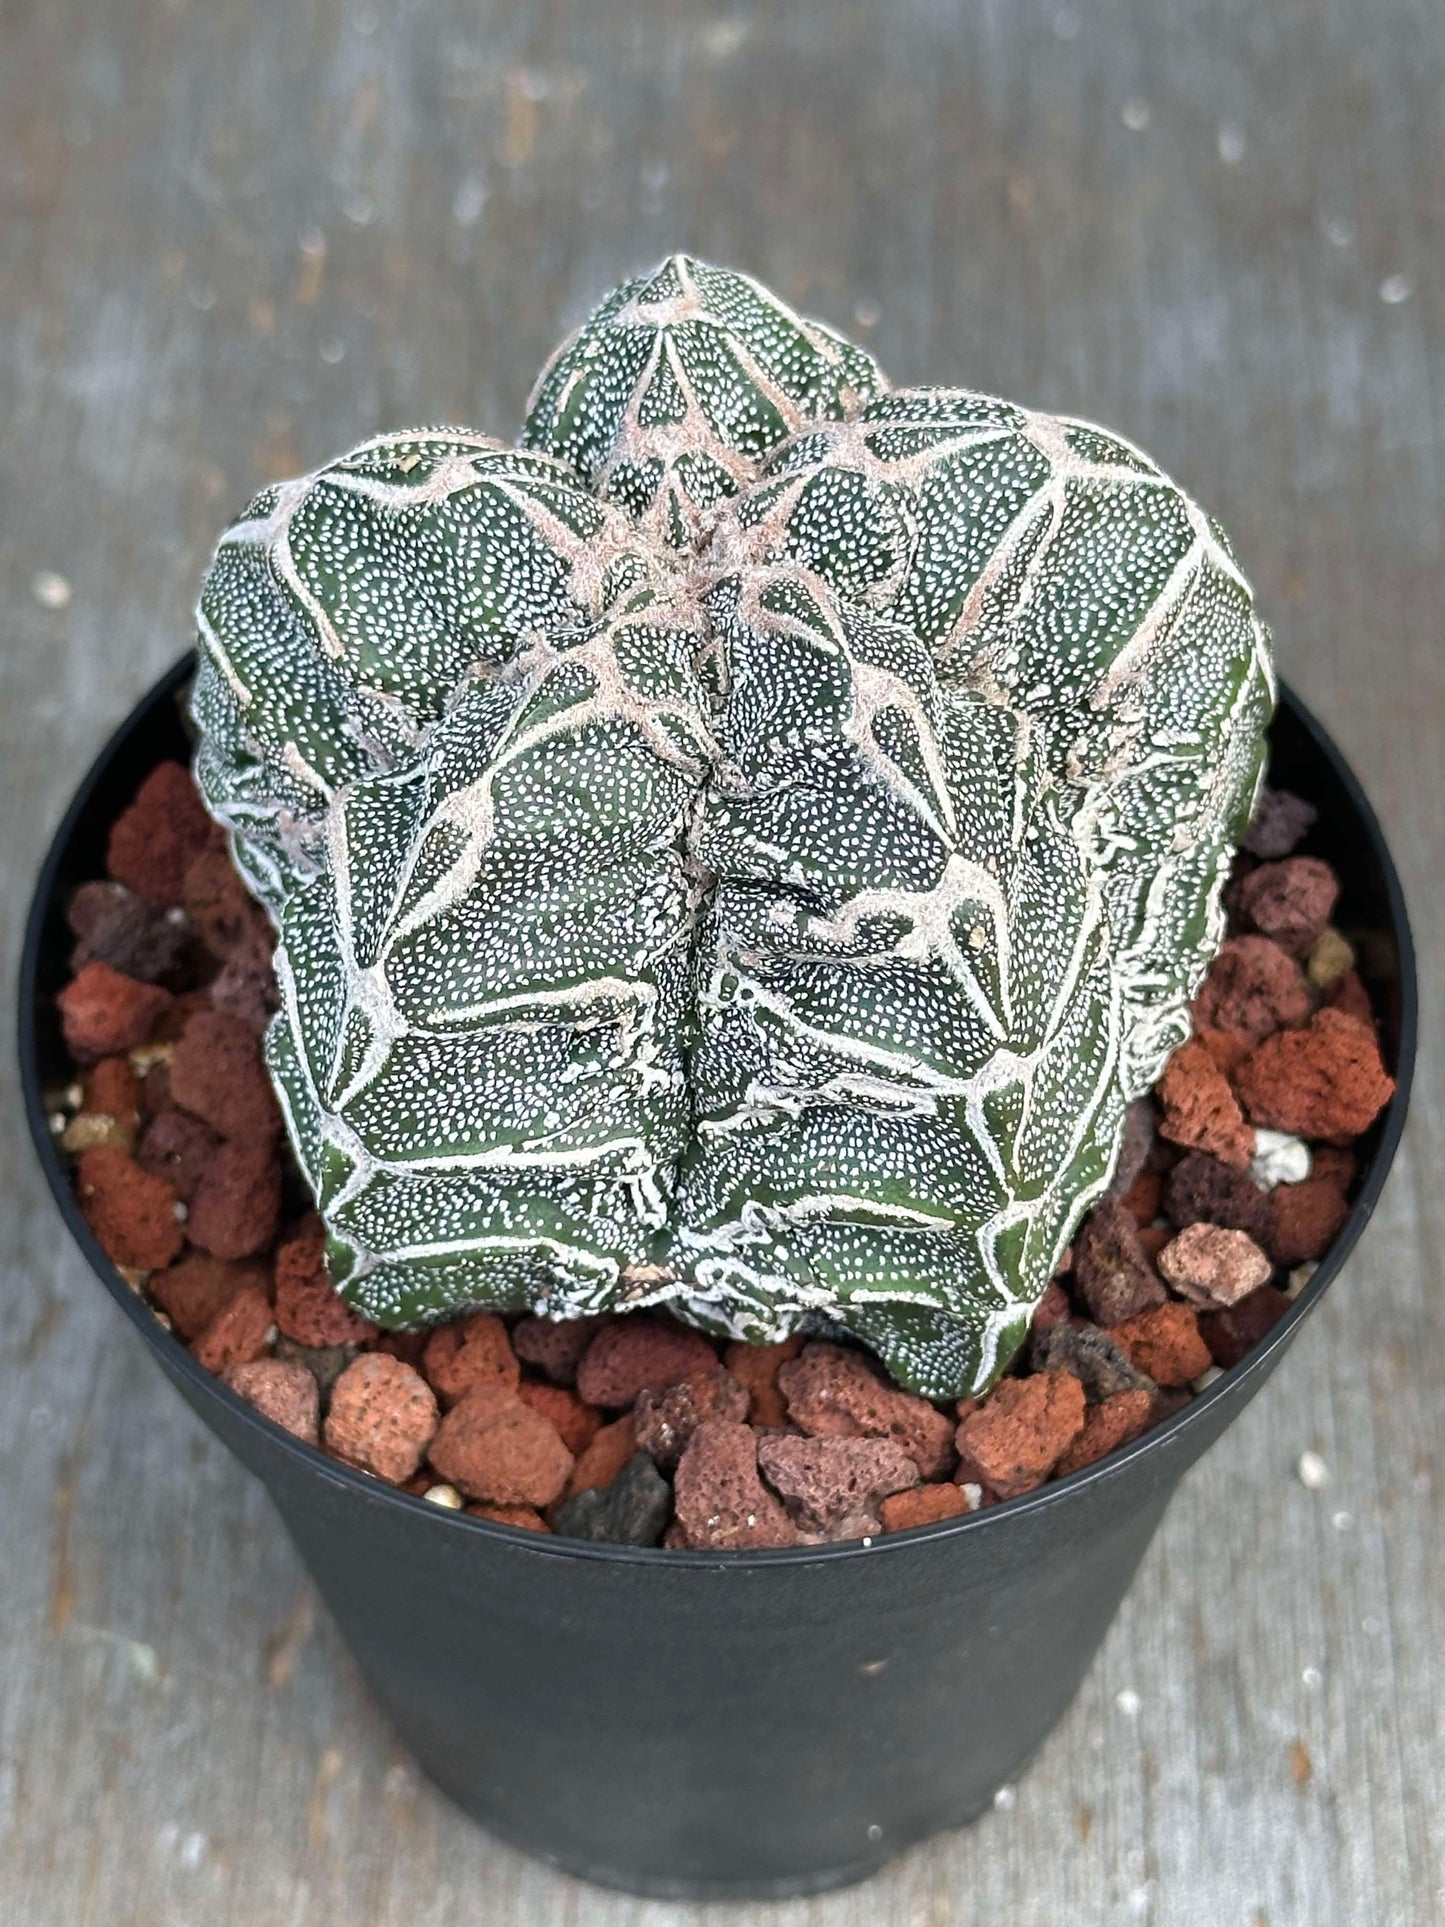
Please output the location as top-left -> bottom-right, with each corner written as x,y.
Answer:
1,1 -> 1440,1922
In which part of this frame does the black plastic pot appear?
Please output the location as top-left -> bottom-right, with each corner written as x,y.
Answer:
20,656 -> 1415,1901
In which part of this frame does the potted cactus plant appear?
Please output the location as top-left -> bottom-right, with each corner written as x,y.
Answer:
21,257 -> 1413,1898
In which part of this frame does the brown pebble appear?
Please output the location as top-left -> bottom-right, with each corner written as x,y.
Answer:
182,846 -> 275,966
191,1282 -> 274,1373
106,761 -> 216,906
273,1221 -> 377,1347
1198,1285 -> 1291,1368
564,1413 -> 637,1496
150,1250 -> 269,1339
1235,857 -> 1340,956
467,1502 -> 550,1532
1157,1038 -> 1254,1168
169,1008 -> 279,1142
325,1354 -> 439,1485
427,1383 -> 573,1506
1241,786 -> 1317,860
722,1334 -> 805,1427
879,1482 -> 979,1533
634,1367 -> 749,1471
1191,936 -> 1313,1044
511,1314 -> 603,1385
1268,1176 -> 1351,1267
136,1108 -> 220,1202
756,1434 -> 917,1536
1107,1098 -> 1158,1198
59,961 -> 174,1062
222,1360 -> 319,1443
673,1419 -> 797,1549
575,1316 -> 717,1408
955,1373 -> 1087,1498
273,1335 -> 356,1401
1112,1302 -> 1212,1388
1157,1223 -> 1273,1308
1029,1277 -> 1073,1334
421,1312 -> 519,1406
1028,1321 -> 1156,1402
1234,1009 -> 1395,1143
66,879 -> 199,987
778,1341 -> 955,1476
208,958 -> 279,1036
76,1145 -> 184,1271
1071,1197 -> 1167,1327
516,1380 -> 602,1458
1119,1167 -> 1163,1226
186,1139 -> 281,1260
1053,1389 -> 1156,1476
1326,969 -> 1375,1028
1163,1152 -> 1272,1244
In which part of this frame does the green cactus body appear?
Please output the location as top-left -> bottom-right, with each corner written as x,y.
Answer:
192,255 -> 1274,1398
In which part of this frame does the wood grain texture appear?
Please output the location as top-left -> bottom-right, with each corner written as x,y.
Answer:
1,2 -> 1440,1922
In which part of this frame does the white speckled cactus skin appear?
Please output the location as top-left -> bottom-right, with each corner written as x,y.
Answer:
191,255 -> 1274,1398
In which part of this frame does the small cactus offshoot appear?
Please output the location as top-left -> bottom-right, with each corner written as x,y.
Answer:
191,255 -> 1274,1398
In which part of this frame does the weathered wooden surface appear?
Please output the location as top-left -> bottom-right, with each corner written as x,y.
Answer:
1,1 -> 1441,1921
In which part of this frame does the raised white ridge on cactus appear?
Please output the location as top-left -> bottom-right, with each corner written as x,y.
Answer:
191,255 -> 1274,1398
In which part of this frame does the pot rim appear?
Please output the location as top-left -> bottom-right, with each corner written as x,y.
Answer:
17,655 -> 1418,1570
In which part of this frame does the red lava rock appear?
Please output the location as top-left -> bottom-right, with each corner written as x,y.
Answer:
421,1312 -> 519,1406
1070,1197 -> 1167,1327
1028,1320 -> 1156,1401
186,1139 -> 282,1260
1198,1285 -> 1291,1368
1053,1389 -> 1155,1476
467,1502 -> 551,1532
1192,936 -> 1313,1044
1119,1167 -> 1163,1226
1311,1143 -> 1357,1190
516,1380 -> 603,1457
954,1373 -> 1087,1498
1242,786 -> 1317,859
1157,1223 -> 1272,1308
673,1419 -> 797,1549
1157,1038 -> 1254,1168
222,1359 -> 319,1443
136,1109 -> 220,1202
1029,1277 -> 1072,1334
325,1354 -> 439,1485
1235,857 -> 1340,956
369,1329 -> 429,1367
1326,969 -> 1375,1028
563,1413 -> 637,1496
778,1342 -> 956,1477
511,1314 -> 604,1385
84,1055 -> 142,1127
1112,1302 -> 1212,1388
66,879 -> 199,987
1163,1151 -> 1273,1244
191,1281 -> 275,1373
1268,1176 -> 1351,1267
1194,1024 -> 1253,1077
879,1482 -> 979,1532
575,1316 -> 717,1408
273,1222 -> 377,1347
76,1145 -> 183,1271
722,1335 -> 804,1427
427,1383 -> 573,1506
182,846 -> 275,966
106,761 -> 217,905
1235,1009 -> 1395,1143
634,1367 -> 749,1471
150,1251 -> 269,1339
58,961 -> 174,1062
169,1008 -> 279,1142
756,1433 -> 917,1536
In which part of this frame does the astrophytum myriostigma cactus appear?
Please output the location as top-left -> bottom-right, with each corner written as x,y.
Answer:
191,254 -> 1274,1399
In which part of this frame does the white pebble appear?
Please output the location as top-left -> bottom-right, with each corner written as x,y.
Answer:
993,1783 -> 1016,1811
424,1483 -> 462,1509
1331,1509 -> 1353,1531
1251,1129 -> 1311,1189
1297,1449 -> 1329,1490
31,570 -> 72,609
1116,1688 -> 1141,1718
1302,1665 -> 1323,1689
1379,273 -> 1414,305
1192,1365 -> 1224,1394
1120,98 -> 1152,132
